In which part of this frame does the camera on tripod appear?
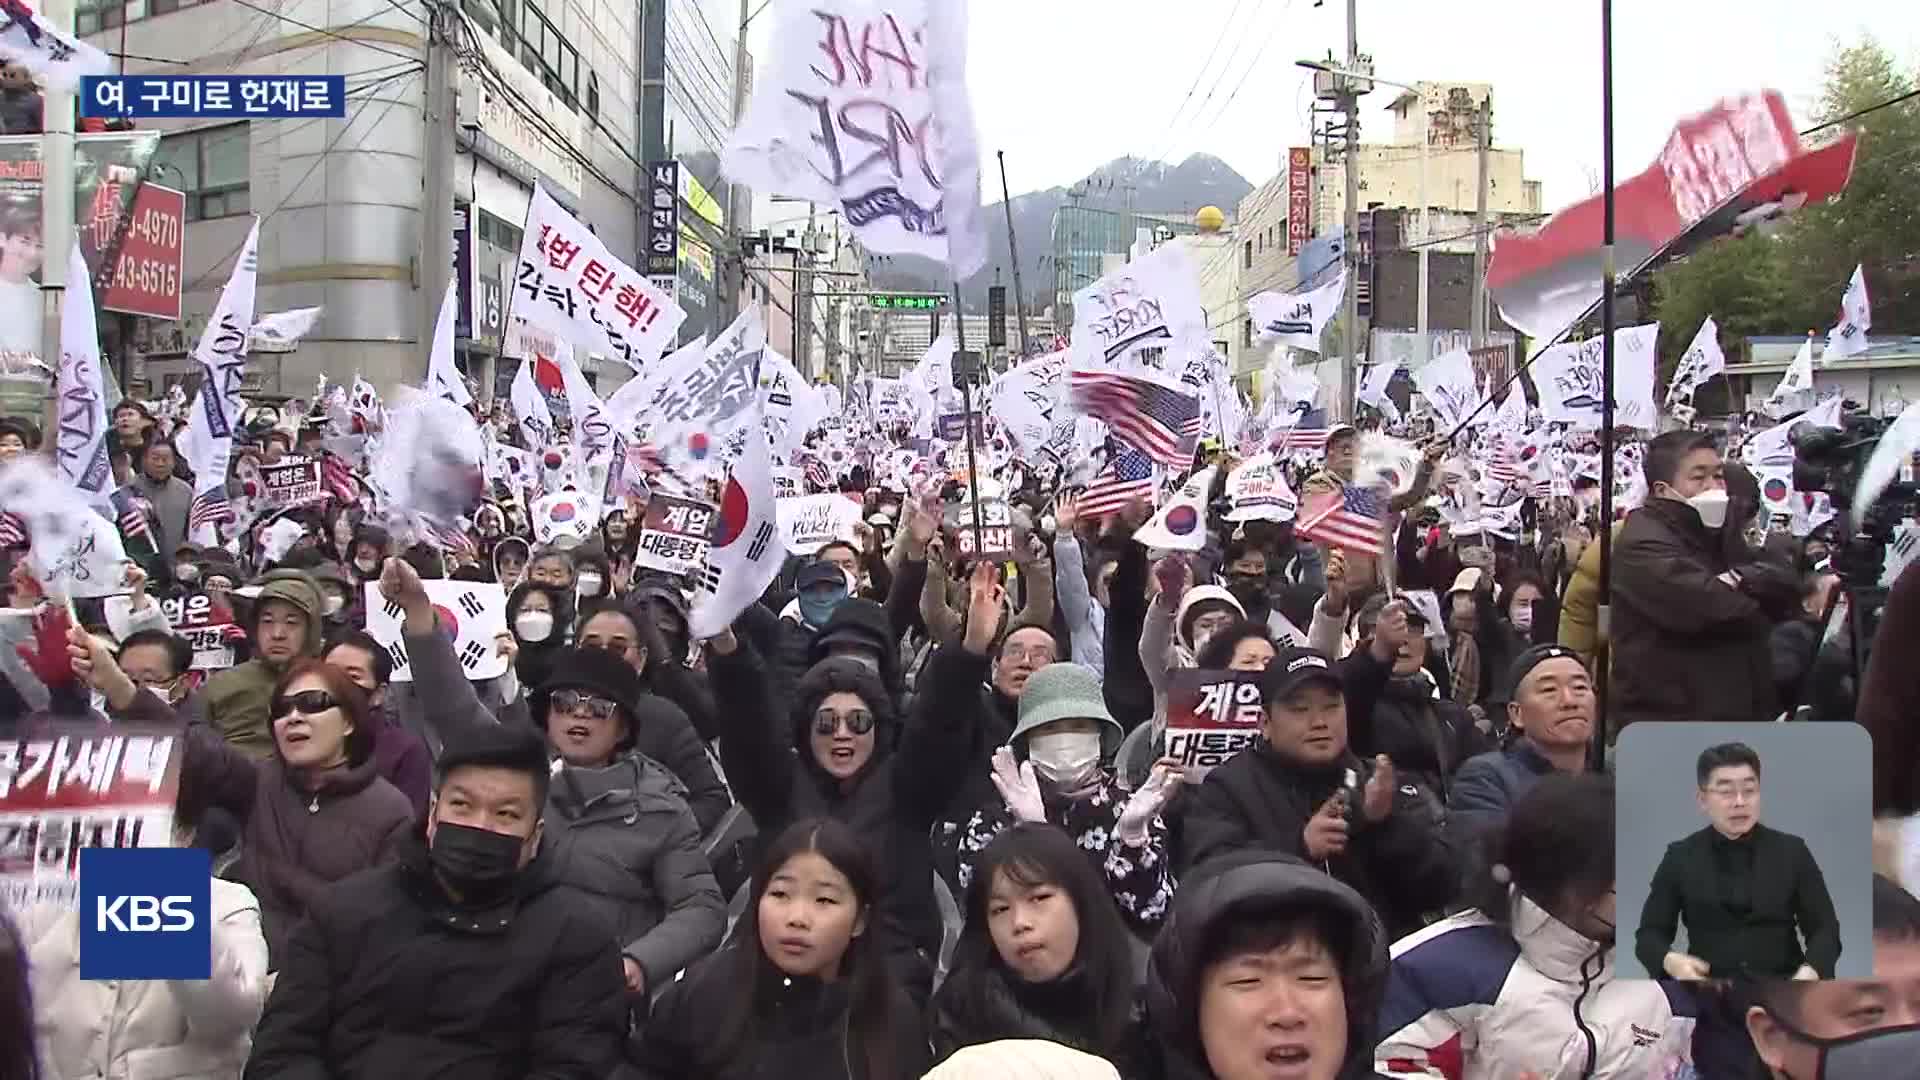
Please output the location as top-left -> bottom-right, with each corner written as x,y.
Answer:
1789,404 -> 1916,590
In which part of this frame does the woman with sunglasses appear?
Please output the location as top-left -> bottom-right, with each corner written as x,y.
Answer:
231,659 -> 414,968
704,562 -> 1008,1005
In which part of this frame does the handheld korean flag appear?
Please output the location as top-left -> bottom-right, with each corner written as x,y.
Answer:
690,413 -> 781,640
426,280 -> 472,407
55,238 -> 110,498
362,580 -> 509,682
1134,466 -> 1216,553
1826,264 -> 1871,361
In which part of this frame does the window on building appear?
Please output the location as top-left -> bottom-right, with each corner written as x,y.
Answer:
1243,240 -> 1252,269
1243,318 -> 1253,349
510,0 -> 583,110
77,0 -> 164,33
476,208 -> 523,252
587,72 -> 599,118
153,124 -> 249,222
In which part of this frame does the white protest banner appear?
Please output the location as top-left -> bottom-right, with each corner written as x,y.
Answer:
1225,453 -> 1298,523
771,465 -> 803,498
760,347 -> 830,458
257,457 -> 324,511
1164,669 -> 1264,779
634,494 -> 716,576
426,280 -> 472,407
646,308 -> 765,470
907,334 -> 957,425
1412,347 -> 1480,432
54,239 -> 109,497
984,350 -> 1070,457
777,493 -> 863,556
0,726 -> 180,910
1764,335 -> 1817,416
721,0 -> 986,278
1530,323 -> 1659,429
1667,316 -> 1727,406
0,457 -> 127,598
1826,264 -> 1871,361
190,217 -> 259,438
1249,270 -> 1346,353
871,378 -> 916,427
250,307 -> 323,351
1071,243 -> 1205,365
362,581 -> 509,682
548,339 -> 616,461
160,590 -> 238,670
1135,466 -> 1216,552
515,184 -> 686,371
0,5 -> 111,92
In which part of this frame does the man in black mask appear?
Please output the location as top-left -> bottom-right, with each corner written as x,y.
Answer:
246,723 -> 628,1080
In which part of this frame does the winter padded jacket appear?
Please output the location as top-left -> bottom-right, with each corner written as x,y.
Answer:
243,833 -> 628,1080
543,752 -> 725,990
1376,894 -> 1699,1079
23,878 -> 268,1080
628,945 -> 931,1080
202,569 -> 327,759
1145,853 -> 1392,1080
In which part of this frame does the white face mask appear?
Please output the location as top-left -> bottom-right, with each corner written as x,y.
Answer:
175,563 -> 198,582
515,610 -> 554,643
1685,488 -> 1729,529
1026,730 -> 1102,786
576,573 -> 603,596
1510,607 -> 1533,633
324,595 -> 345,617
353,556 -> 378,574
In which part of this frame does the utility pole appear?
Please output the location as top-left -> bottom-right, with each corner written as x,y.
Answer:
793,204 -> 816,372
39,0 -> 75,430
1338,0 -> 1361,420
996,151 -> 1029,357
1470,97 -> 1492,350
419,0 -> 459,386
725,0 -> 752,316
1414,92 -> 1429,362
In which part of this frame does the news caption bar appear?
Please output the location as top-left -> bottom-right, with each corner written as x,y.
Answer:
79,76 -> 347,119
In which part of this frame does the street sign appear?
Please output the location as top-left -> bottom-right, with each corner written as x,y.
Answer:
987,285 -> 1006,348
868,293 -> 942,310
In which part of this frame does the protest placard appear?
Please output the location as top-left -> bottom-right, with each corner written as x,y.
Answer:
777,493 -> 862,556
1,726 -> 180,910
951,496 -> 1014,562
634,494 -> 716,577
1164,669 -> 1265,777
257,456 -> 323,511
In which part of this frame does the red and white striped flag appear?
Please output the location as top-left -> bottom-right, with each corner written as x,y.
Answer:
0,511 -> 25,549
1079,447 -> 1156,518
1271,427 -> 1332,453
1296,484 -> 1388,551
320,452 -> 359,505
1069,369 -> 1201,467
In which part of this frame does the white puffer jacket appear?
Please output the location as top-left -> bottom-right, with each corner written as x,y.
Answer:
1375,893 -> 1698,1079
22,877 -> 269,1080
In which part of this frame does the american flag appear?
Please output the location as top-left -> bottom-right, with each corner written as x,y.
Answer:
319,452 -> 359,504
1079,448 -> 1156,518
1271,427 -> 1332,453
110,485 -> 156,550
0,511 -> 24,549
189,489 -> 235,532
1486,442 -> 1522,484
1069,370 -> 1201,467
1296,484 -> 1388,551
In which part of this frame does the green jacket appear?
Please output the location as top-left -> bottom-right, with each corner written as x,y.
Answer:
203,569 -> 325,759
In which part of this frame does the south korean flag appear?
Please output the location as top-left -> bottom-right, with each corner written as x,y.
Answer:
691,417 -> 782,640
363,580 -> 509,682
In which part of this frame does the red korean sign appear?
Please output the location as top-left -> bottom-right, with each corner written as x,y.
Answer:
1,727 -> 181,909
1165,669 -> 1265,774
101,182 -> 185,320
1286,147 -> 1312,256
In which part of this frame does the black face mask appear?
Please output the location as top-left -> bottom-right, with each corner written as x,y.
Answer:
1766,1014 -> 1920,1079
1226,574 -> 1269,618
429,822 -> 526,899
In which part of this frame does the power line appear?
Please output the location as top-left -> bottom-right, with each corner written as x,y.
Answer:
1801,87 -> 1920,136
1140,0 -> 1251,165
224,0 -> 423,64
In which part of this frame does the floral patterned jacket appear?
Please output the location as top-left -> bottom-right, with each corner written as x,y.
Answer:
953,772 -> 1176,932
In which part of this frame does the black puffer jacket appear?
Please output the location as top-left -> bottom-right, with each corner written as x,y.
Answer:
1362,672 -> 1493,801
243,832 -> 628,1080
929,962 -> 1151,1077
1145,853 -> 1392,1080
708,642 -> 984,999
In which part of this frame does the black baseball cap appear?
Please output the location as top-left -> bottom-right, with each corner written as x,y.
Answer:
1260,647 -> 1344,701
1506,643 -> 1584,698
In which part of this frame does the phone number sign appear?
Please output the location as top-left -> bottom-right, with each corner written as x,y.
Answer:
101,183 -> 185,321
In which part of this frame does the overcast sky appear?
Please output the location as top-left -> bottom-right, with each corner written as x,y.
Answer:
957,0 -> 1918,210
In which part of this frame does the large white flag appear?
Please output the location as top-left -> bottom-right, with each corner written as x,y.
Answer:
510,356 -> 555,448
721,0 -> 986,278
907,333 -> 956,428
690,412 -> 782,639
1133,466 -> 1215,552
1530,323 -> 1660,429
515,184 -> 685,370
647,308 -> 767,471
190,217 -> 260,442
1667,315 -> 1727,406
1412,347 -> 1479,432
54,239 -> 109,497
1249,270 -> 1347,353
1071,243 -> 1206,366
609,336 -> 702,431
1764,335 -> 1816,416
1826,263 -> 1871,361
426,280 -> 472,407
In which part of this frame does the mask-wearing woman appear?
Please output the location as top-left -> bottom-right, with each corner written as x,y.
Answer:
347,527 -> 390,585
232,660 -> 415,967
931,823 -> 1148,1073
956,663 -> 1180,936
1377,773 -> 1695,1078
628,817 -> 928,1080
573,553 -> 612,604
506,581 -> 572,690
19,783 -> 270,1079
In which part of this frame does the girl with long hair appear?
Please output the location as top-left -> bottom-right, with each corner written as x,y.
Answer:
931,823 -> 1145,1074
628,818 -> 928,1080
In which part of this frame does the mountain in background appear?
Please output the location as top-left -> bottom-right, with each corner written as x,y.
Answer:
867,153 -> 1254,308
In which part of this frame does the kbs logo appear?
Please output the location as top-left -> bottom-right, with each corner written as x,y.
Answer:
79,848 -> 210,979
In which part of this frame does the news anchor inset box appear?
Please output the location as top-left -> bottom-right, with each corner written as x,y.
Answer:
80,76 -> 346,119
79,848 -> 211,980
1615,722 -> 1872,981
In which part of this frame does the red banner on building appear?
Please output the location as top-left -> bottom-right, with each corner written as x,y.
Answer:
1286,147 -> 1312,256
101,182 -> 185,320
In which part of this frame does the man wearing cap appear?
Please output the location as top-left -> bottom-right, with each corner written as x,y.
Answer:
1178,602 -> 1458,938
1447,644 -> 1596,849
737,555 -> 854,712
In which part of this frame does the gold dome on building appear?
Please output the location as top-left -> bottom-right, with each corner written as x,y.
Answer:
1194,205 -> 1226,232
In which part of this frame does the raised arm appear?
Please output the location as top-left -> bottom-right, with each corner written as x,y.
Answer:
704,631 -> 798,830
893,562 -> 1001,825
380,557 -> 500,749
